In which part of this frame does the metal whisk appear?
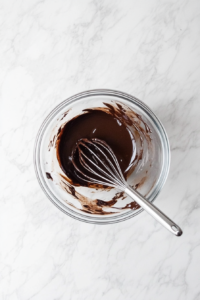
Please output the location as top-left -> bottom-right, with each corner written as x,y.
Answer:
72,138 -> 182,236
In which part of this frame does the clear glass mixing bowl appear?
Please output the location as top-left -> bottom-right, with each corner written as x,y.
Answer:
34,89 -> 170,224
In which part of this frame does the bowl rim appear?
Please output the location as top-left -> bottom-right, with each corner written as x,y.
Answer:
34,89 -> 170,224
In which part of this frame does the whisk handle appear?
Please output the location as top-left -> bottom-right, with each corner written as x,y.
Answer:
125,187 -> 182,236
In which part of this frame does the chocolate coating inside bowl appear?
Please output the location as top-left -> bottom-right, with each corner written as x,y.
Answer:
46,101 -> 154,215
57,110 -> 136,186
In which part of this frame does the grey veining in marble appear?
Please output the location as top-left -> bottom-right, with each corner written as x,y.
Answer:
1,0 -> 200,299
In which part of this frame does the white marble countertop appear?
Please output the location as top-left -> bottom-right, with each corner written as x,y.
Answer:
1,0 -> 200,299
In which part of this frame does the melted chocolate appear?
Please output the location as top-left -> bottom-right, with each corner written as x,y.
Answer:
57,110 -> 136,187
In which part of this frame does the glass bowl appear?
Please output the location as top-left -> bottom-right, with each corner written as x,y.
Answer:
34,89 -> 170,224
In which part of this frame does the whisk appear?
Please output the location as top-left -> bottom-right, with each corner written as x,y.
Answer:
72,138 -> 182,236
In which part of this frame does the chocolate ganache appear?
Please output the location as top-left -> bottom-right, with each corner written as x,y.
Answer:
57,109 -> 136,187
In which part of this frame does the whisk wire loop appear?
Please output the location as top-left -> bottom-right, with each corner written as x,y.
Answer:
77,140 -> 124,187
71,138 -> 127,189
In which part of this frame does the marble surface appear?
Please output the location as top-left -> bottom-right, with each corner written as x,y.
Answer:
1,0 -> 200,299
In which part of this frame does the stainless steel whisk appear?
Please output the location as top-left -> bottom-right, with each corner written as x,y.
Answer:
72,138 -> 182,236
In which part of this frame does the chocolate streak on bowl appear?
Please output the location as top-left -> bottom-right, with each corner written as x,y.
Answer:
58,179 -> 140,215
46,172 -> 53,180
49,102 -> 153,215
